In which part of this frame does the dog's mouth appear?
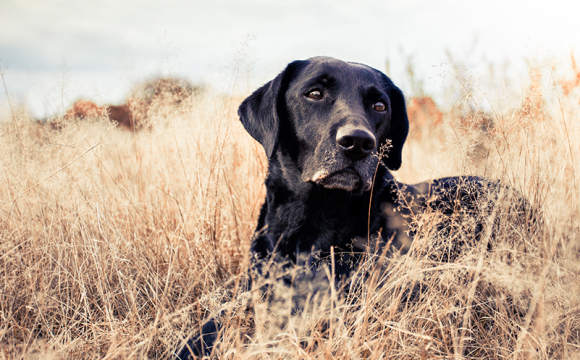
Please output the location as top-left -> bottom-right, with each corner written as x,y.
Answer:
311,167 -> 373,193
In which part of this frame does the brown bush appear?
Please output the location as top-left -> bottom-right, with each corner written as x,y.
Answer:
106,99 -> 149,131
64,99 -> 107,120
129,76 -> 201,108
560,52 -> 580,96
50,77 -> 201,132
407,96 -> 443,140
520,66 -> 544,119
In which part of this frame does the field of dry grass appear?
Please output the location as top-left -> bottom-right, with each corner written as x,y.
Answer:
0,58 -> 579,359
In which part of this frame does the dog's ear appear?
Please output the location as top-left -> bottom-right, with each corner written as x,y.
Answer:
380,76 -> 409,171
238,60 -> 306,158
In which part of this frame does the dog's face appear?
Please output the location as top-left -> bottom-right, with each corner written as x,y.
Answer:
239,57 -> 409,193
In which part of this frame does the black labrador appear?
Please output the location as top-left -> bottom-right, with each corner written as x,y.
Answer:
177,56 -> 529,358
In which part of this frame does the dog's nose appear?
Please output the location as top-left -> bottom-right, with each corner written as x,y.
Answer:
336,127 -> 376,159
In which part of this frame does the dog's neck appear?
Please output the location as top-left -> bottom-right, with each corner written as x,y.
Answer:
252,154 -> 398,262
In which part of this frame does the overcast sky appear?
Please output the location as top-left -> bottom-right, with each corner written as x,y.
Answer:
2,0 -> 579,118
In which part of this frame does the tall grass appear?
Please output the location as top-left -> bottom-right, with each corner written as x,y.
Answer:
0,57 -> 579,359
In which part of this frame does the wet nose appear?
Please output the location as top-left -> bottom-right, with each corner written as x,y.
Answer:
336,126 -> 376,159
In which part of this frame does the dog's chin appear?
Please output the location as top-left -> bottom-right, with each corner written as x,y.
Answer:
316,169 -> 373,194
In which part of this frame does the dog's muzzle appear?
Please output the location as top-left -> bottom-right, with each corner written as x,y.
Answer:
311,164 -> 375,193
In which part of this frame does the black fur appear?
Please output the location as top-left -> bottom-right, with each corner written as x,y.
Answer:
177,57 -> 521,358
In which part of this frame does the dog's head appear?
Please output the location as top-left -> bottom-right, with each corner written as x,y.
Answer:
239,57 -> 409,193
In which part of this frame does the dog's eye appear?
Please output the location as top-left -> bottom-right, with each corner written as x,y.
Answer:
373,101 -> 386,112
306,90 -> 323,100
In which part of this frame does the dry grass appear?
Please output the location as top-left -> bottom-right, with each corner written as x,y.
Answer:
0,57 -> 579,359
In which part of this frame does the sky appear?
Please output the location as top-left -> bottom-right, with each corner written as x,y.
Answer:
1,0 -> 579,118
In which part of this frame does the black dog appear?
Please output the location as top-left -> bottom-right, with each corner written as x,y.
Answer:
177,57 -> 527,358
